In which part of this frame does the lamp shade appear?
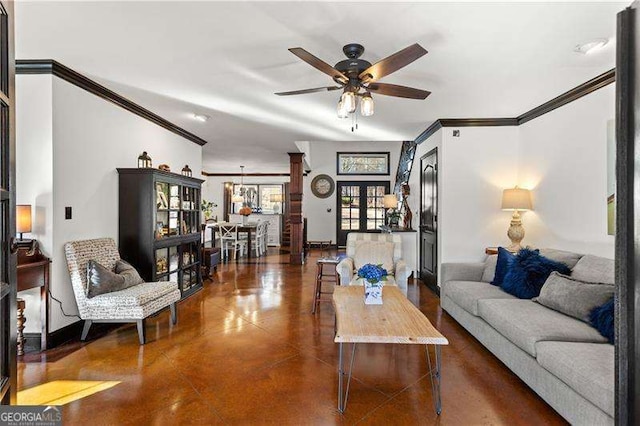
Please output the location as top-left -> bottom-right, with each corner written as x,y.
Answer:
270,193 -> 284,202
383,194 -> 398,209
16,204 -> 32,233
501,187 -> 533,211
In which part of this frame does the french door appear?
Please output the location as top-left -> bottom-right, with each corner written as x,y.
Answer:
336,181 -> 389,247
0,0 -> 15,405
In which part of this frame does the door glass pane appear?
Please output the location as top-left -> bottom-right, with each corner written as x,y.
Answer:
340,186 -> 359,230
366,185 -> 385,230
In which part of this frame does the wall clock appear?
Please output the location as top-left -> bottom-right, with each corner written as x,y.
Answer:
311,174 -> 335,199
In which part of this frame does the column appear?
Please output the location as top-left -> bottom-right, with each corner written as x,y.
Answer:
288,153 -> 304,265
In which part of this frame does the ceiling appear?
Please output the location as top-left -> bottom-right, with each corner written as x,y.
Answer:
15,1 -> 624,173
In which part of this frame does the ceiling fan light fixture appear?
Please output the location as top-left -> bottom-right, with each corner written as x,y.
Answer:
361,92 -> 374,117
337,99 -> 349,119
341,91 -> 356,113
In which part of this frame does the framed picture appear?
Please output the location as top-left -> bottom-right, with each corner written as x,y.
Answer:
337,152 -> 390,175
156,183 -> 169,210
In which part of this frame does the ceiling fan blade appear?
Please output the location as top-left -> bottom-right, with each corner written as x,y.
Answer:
275,86 -> 343,96
367,83 -> 431,99
359,44 -> 428,82
289,47 -> 349,84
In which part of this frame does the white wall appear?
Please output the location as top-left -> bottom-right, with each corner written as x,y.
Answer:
16,75 -> 203,332
409,127 -> 520,284
305,141 -> 401,242
16,75 -> 54,333
518,84 -> 615,258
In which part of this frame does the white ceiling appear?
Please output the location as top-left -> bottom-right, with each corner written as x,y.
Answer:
15,1 -> 624,173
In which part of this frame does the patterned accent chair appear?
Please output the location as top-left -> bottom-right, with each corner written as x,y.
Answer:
64,238 -> 180,344
336,233 -> 411,295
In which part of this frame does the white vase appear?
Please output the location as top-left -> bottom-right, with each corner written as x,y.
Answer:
364,280 -> 383,305
242,215 -> 249,225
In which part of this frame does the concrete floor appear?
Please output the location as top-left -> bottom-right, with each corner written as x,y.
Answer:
17,249 -> 566,425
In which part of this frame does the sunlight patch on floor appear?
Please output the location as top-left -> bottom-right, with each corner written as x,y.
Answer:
18,380 -> 121,406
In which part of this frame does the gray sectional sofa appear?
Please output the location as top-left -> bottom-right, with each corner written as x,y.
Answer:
441,249 -> 614,425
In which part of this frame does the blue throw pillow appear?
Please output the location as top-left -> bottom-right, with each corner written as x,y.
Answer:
491,247 -> 515,286
589,297 -> 614,344
501,248 -> 571,299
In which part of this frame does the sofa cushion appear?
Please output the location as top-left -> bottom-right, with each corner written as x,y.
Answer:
444,281 -> 516,316
491,247 -> 516,287
353,240 -> 395,273
571,255 -> 614,285
85,280 -> 179,308
539,248 -> 583,269
477,299 -> 608,357
481,254 -> 497,283
536,341 -> 614,417
535,272 -> 615,322
590,298 -> 615,344
501,248 -> 571,299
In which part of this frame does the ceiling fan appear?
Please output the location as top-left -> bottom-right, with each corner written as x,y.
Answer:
275,43 -> 431,118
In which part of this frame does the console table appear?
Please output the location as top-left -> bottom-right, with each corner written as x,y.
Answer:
17,244 -> 51,352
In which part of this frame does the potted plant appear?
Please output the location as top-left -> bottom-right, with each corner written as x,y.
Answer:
201,199 -> 217,222
357,263 -> 388,305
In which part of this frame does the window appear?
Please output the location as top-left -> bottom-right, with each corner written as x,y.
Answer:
337,152 -> 390,175
232,184 -> 284,214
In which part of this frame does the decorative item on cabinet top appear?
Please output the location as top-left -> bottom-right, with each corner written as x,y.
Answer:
159,164 -> 171,172
182,165 -> 192,177
138,151 -> 152,168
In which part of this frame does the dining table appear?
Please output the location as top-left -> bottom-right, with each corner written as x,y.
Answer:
207,222 -> 259,258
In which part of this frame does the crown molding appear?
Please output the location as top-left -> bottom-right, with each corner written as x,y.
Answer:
414,68 -> 616,144
16,59 -> 208,146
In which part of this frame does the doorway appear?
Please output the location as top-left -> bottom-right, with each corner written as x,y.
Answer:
420,148 -> 437,289
336,181 -> 390,247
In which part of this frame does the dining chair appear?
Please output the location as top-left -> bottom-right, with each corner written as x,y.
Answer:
260,221 -> 269,255
218,223 -> 247,261
247,221 -> 265,257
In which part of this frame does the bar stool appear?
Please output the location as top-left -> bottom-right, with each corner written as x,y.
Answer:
312,257 -> 340,314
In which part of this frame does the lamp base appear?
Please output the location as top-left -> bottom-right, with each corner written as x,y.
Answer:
507,210 -> 525,251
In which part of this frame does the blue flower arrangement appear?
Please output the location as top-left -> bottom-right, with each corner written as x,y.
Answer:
357,263 -> 388,284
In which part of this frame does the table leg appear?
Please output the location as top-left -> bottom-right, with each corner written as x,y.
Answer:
426,344 -> 442,415
312,263 -> 322,314
247,229 -> 252,258
17,298 -> 26,356
337,342 -> 357,413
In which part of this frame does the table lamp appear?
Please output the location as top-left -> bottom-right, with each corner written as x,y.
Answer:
383,194 -> 399,227
501,187 -> 533,251
16,204 -> 32,241
270,193 -> 284,213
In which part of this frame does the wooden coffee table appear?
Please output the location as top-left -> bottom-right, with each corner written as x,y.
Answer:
333,286 -> 449,415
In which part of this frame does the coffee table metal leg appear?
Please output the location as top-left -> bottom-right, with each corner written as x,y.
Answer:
337,342 -> 357,413
426,344 -> 442,415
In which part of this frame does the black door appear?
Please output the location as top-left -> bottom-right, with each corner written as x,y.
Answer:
336,181 -> 390,247
0,0 -> 15,405
420,149 -> 437,286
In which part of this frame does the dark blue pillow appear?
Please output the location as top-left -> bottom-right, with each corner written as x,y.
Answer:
491,247 -> 515,286
501,248 -> 571,299
589,297 -> 614,344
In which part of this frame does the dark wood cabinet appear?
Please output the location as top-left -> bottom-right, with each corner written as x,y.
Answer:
117,168 -> 204,299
